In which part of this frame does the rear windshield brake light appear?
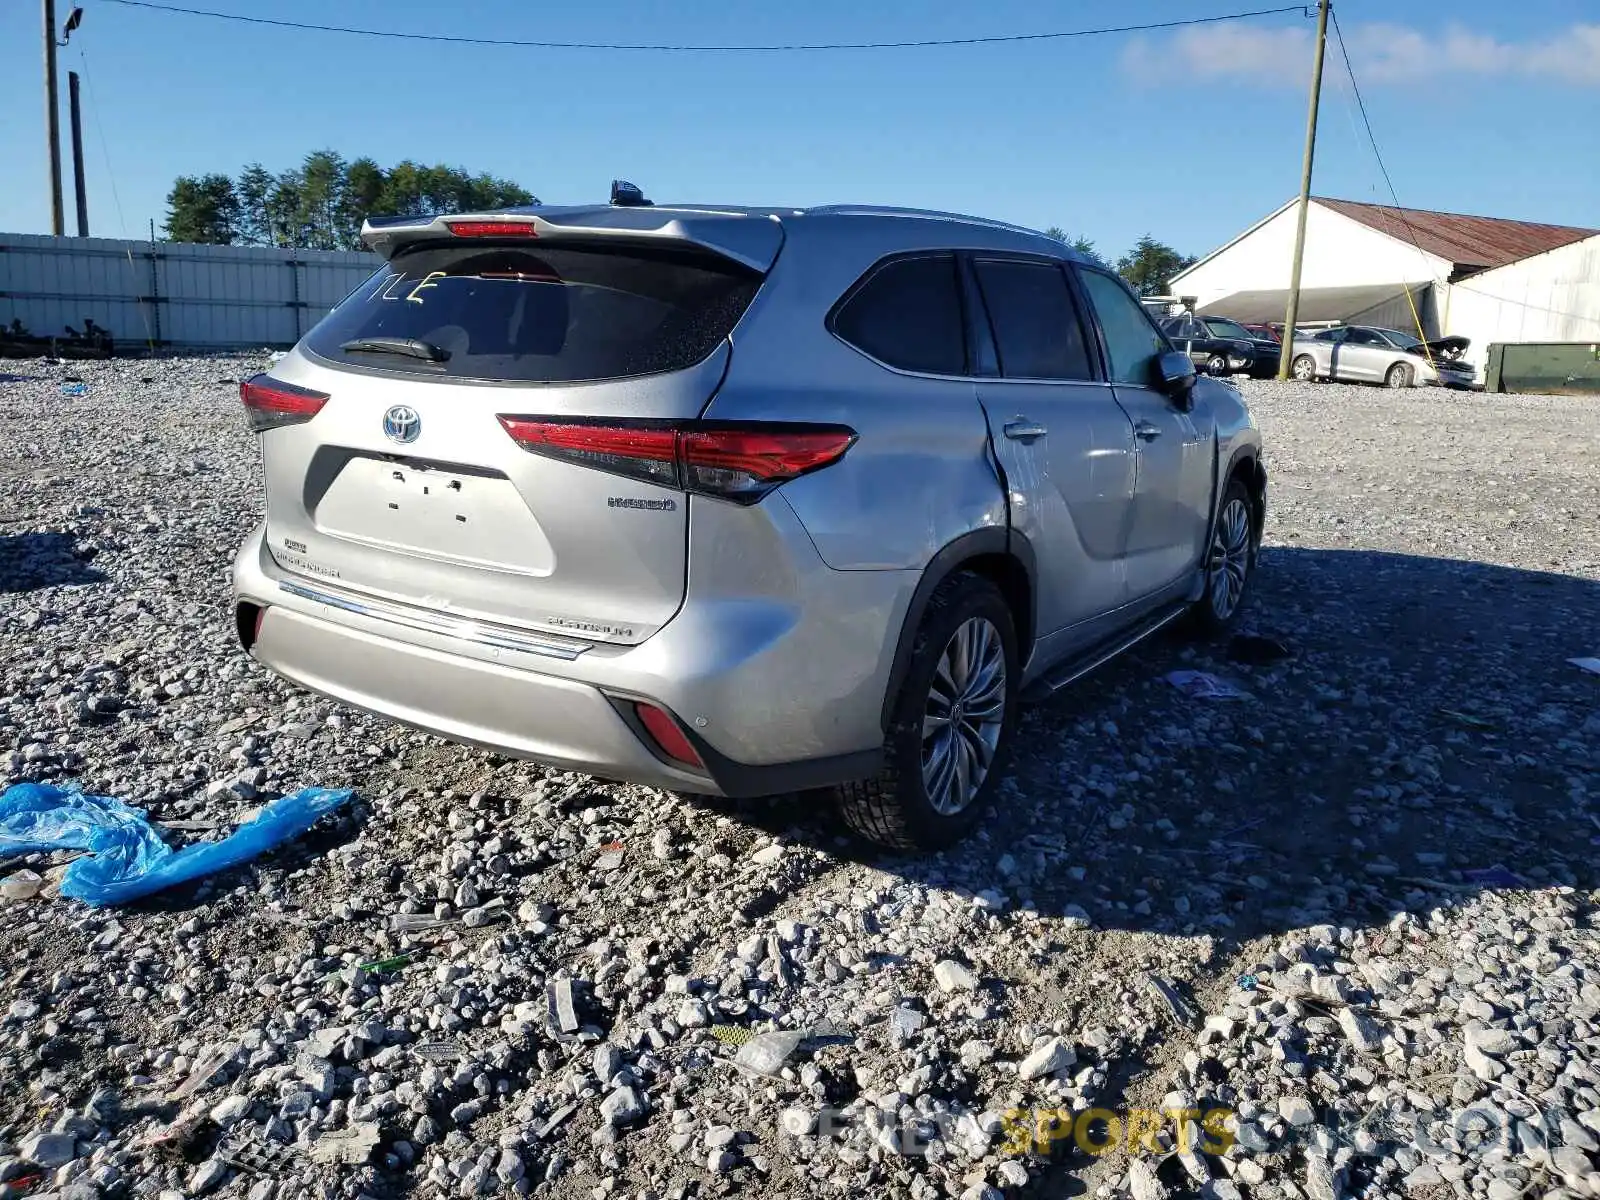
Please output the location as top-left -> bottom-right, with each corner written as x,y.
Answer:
497,417 -> 855,504
446,220 -> 537,238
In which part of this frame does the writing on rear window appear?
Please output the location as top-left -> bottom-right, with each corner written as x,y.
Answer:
362,270 -> 447,306
306,243 -> 761,383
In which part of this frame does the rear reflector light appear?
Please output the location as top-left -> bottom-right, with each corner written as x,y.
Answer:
446,220 -> 537,238
634,703 -> 704,768
496,417 -> 856,503
240,374 -> 329,432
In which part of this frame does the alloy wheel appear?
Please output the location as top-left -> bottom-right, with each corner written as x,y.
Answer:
921,616 -> 1007,816
1292,356 -> 1315,382
1207,497 -> 1252,621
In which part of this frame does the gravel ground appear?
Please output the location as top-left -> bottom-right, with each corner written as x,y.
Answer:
2,357 -> 1598,1200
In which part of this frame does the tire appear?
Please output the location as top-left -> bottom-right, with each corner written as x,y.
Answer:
836,572 -> 1018,851
1291,355 -> 1317,382
1206,353 -> 1230,377
1385,362 -> 1413,389
1190,478 -> 1255,636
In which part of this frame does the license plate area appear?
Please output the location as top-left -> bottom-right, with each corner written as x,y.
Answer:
313,454 -> 552,574
382,463 -> 471,520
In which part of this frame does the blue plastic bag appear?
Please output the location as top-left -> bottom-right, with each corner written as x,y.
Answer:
0,782 -> 353,907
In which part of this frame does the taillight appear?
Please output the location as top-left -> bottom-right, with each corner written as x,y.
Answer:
240,374 -> 328,432
496,417 -> 856,504
446,220 -> 537,238
498,420 -> 679,486
634,702 -> 704,769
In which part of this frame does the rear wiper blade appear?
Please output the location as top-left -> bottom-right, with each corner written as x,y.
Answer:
339,336 -> 450,362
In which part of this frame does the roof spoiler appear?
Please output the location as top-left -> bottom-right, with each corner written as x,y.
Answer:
359,206 -> 783,272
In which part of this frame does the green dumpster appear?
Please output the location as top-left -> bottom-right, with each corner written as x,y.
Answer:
1485,342 -> 1600,395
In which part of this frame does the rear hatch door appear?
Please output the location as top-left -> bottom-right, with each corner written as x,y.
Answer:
256,217 -> 777,645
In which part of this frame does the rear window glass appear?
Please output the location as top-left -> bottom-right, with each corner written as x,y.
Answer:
831,255 -> 966,375
304,242 -> 761,382
973,259 -> 1094,381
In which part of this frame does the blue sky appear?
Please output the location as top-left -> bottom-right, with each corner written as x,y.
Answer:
1,0 -> 1595,262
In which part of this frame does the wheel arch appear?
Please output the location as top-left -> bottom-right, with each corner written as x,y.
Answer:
1223,446 -> 1267,547
879,529 -> 1034,732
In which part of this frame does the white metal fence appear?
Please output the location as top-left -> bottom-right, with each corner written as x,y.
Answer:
0,233 -> 381,351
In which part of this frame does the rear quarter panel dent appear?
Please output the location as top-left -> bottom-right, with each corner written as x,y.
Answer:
780,425 -> 1007,570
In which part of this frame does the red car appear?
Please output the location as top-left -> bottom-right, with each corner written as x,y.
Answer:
1242,323 -> 1280,343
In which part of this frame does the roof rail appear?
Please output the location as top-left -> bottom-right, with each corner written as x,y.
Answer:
801,204 -> 1042,238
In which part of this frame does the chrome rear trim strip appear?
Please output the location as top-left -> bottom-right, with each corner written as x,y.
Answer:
277,580 -> 591,661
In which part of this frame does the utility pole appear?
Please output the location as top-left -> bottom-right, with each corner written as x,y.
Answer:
1277,0 -> 1331,380
43,0 -> 65,235
68,70 -> 89,236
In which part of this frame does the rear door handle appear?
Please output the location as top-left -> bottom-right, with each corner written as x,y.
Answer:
1003,419 -> 1047,442
1134,421 -> 1162,442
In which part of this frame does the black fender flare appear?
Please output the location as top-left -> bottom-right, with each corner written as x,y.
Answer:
879,529 -> 1036,732
1213,445 -> 1266,554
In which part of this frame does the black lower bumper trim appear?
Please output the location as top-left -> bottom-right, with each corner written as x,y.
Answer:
604,693 -> 882,798
697,743 -> 885,799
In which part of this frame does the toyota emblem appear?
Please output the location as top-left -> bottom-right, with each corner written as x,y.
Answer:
383,405 -> 420,444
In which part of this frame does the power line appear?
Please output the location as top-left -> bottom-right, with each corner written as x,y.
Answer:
1324,42 -> 1437,305
76,45 -> 158,350
94,0 -> 1310,52
1328,8 -> 1441,350
75,47 -> 127,237
1329,13 -> 1599,335
1328,11 -> 1428,264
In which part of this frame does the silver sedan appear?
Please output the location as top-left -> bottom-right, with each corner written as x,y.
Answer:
1288,326 -> 1476,389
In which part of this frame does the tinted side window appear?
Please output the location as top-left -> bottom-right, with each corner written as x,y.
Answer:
832,255 -> 966,375
1344,328 -> 1381,345
972,260 -> 1094,381
1077,269 -> 1171,386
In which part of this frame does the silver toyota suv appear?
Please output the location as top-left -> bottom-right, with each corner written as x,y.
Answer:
232,192 -> 1265,849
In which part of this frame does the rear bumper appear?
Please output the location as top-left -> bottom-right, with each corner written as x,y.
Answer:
251,600 -> 706,784
232,508 -> 913,797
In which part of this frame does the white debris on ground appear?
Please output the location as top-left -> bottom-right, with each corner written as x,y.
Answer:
1,356 -> 1598,1200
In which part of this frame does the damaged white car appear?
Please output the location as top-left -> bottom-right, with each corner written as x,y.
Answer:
1289,326 -> 1476,389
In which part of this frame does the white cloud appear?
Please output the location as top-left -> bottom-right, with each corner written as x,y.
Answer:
1121,21 -> 1600,88
1519,23 -> 1600,86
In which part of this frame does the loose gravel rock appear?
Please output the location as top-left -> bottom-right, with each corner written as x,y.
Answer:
2,359 -> 1598,1200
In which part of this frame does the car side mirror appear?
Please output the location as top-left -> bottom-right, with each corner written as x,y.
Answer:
1156,349 -> 1196,404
